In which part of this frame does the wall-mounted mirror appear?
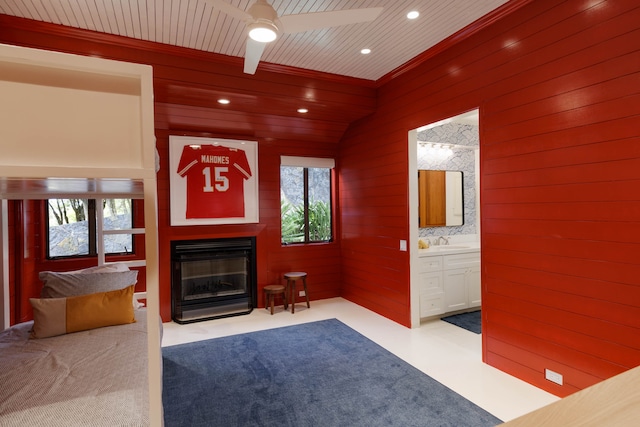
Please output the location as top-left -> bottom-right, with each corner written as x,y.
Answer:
418,170 -> 464,227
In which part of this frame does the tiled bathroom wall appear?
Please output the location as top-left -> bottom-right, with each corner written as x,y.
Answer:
417,122 -> 479,239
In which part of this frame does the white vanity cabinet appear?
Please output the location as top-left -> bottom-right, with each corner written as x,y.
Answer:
417,256 -> 445,317
442,253 -> 481,311
418,248 -> 481,318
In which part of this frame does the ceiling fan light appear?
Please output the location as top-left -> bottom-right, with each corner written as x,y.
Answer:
248,21 -> 278,43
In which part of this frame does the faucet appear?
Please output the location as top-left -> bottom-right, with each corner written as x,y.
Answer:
436,236 -> 450,246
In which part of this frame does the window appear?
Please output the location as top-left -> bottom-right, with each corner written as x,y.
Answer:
47,198 -> 133,258
280,156 -> 334,244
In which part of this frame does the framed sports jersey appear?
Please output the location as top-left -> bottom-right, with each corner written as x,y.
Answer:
169,136 -> 259,225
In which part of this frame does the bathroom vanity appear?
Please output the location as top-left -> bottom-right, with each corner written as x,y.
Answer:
417,244 -> 480,318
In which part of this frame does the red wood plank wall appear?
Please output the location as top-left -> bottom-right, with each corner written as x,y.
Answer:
340,0 -> 640,396
4,200 -> 40,324
7,201 -> 17,323
15,201 -> 39,323
0,15 -> 364,323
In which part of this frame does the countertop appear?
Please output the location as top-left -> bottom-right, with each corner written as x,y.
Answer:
418,241 -> 480,257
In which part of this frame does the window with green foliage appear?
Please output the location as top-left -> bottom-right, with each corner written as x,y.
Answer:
280,157 -> 334,244
47,198 -> 134,258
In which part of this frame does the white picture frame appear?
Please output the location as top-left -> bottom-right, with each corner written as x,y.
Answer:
169,135 -> 259,226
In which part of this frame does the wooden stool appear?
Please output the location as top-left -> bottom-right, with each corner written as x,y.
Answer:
263,285 -> 287,315
284,272 -> 310,313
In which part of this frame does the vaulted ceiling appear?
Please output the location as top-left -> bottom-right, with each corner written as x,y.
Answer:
0,0 -> 510,81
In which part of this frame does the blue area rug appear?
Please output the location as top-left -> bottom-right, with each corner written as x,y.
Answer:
441,310 -> 482,334
162,319 -> 500,426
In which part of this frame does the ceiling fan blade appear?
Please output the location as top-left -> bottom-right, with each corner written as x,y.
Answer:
202,0 -> 252,22
278,7 -> 383,34
244,38 -> 267,74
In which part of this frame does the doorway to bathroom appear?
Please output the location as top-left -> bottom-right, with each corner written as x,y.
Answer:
408,109 -> 480,328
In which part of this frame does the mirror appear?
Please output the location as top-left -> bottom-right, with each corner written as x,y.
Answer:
418,170 -> 463,227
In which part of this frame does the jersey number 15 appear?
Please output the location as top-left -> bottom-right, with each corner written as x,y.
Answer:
202,166 -> 229,192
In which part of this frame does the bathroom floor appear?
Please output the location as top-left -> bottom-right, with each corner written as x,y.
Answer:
161,297 -> 559,423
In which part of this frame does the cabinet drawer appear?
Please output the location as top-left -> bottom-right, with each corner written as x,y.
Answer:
420,293 -> 445,317
443,252 -> 480,270
418,271 -> 443,295
418,256 -> 443,272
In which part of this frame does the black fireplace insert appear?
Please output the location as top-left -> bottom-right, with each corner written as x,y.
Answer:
171,237 -> 256,324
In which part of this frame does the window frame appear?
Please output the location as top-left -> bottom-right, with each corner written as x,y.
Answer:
45,198 -> 136,260
280,156 -> 335,245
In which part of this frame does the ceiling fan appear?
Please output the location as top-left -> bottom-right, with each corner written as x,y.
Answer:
204,0 -> 384,74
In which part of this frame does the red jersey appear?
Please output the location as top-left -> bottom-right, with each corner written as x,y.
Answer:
177,144 -> 252,219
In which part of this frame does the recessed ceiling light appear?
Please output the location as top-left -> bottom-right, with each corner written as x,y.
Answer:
407,11 -> 420,19
218,98 -> 230,104
297,108 -> 308,113
360,48 -> 371,55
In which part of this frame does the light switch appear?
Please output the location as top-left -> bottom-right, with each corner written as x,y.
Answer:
400,240 -> 407,251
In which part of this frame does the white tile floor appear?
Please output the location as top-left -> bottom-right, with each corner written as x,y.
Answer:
162,297 -> 559,423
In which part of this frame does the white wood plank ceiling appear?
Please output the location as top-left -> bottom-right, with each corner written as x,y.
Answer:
0,0 -> 509,80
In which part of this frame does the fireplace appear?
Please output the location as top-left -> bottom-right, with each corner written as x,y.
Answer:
171,237 -> 256,324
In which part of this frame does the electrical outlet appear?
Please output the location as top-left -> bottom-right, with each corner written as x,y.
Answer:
299,290 -> 306,297
545,369 -> 563,385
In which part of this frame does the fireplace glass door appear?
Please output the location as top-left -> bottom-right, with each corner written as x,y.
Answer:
172,237 -> 256,323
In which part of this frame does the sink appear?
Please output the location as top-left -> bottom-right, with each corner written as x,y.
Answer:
427,245 -> 471,251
